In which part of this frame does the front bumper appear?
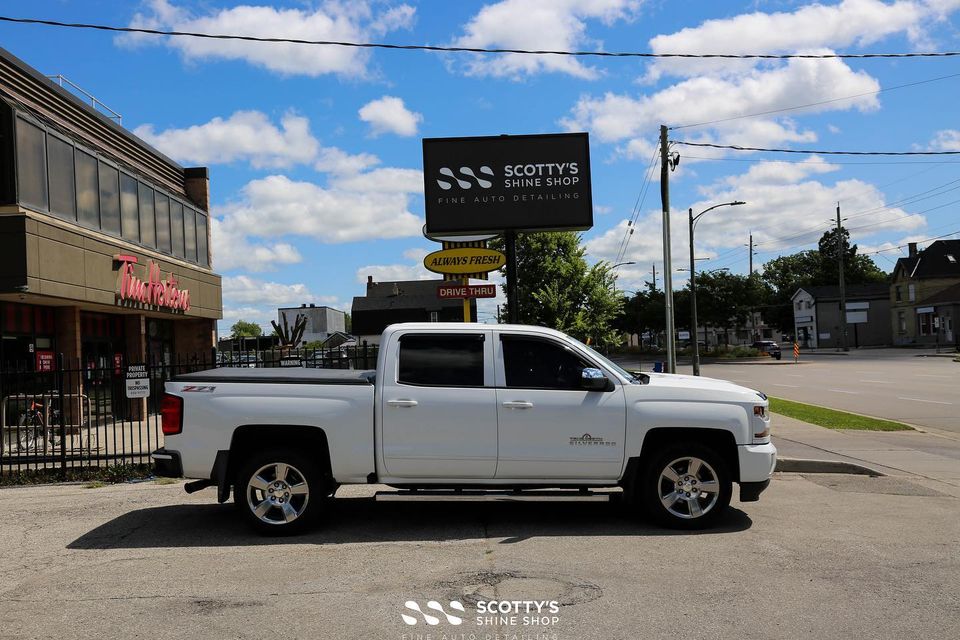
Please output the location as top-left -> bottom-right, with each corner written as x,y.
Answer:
151,448 -> 183,478
738,442 -> 777,483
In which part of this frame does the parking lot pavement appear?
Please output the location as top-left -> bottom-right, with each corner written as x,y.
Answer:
1,478 -> 958,640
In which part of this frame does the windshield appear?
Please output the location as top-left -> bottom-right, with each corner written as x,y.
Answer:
563,336 -> 643,384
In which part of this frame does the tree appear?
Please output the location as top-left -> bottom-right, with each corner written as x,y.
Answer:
490,232 -> 625,347
230,320 -> 262,338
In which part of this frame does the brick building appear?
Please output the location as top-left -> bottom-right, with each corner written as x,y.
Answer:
890,240 -> 960,347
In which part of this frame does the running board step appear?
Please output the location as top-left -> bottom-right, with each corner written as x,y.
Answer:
374,490 -> 611,502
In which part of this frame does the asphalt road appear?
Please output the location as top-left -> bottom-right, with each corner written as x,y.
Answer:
620,349 -> 959,433
1,478 -> 958,640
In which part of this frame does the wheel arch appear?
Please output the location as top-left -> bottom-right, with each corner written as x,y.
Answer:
221,424 -> 333,503
624,427 -> 740,493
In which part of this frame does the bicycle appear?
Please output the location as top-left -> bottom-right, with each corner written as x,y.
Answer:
13,400 -> 62,455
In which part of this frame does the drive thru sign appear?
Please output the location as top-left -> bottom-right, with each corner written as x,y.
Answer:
125,364 -> 150,399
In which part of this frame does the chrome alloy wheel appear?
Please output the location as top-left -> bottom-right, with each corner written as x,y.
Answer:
658,456 -> 721,519
246,462 -> 310,525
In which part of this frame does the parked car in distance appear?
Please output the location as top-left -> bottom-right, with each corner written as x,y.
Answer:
154,323 -> 777,535
751,341 -> 782,360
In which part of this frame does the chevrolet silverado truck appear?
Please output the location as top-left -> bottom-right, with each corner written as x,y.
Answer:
154,323 -> 776,534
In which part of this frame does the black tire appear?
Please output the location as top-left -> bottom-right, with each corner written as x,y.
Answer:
640,444 -> 732,530
234,448 -> 325,535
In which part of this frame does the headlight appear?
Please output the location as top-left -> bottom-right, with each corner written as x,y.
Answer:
753,404 -> 770,442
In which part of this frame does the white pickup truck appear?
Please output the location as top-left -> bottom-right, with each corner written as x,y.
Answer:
154,323 -> 776,534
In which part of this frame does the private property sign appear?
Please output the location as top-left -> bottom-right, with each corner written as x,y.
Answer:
422,132 -> 593,235
125,364 -> 150,399
437,284 -> 497,299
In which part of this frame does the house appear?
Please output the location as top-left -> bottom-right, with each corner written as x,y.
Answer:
890,240 -> 960,347
277,304 -> 346,345
792,283 -> 891,349
352,276 -> 476,344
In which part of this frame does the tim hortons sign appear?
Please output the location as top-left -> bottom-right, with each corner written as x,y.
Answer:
115,254 -> 191,312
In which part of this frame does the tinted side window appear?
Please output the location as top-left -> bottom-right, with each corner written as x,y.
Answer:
15,117 -> 48,210
398,335 -> 484,387
502,337 -> 590,390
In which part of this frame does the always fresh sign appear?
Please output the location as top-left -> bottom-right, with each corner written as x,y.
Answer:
423,247 -> 506,275
115,255 -> 191,312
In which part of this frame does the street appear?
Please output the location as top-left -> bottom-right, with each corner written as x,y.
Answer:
1,477 -> 958,640
619,349 -> 958,433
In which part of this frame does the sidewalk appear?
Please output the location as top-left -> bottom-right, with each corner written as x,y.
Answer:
773,414 -> 960,496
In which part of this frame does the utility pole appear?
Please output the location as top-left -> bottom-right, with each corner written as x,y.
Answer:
836,203 -> 848,351
748,233 -> 754,276
689,208 -> 700,376
651,263 -> 657,291
659,124 -> 676,373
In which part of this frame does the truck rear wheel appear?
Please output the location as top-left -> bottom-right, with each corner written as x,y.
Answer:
235,448 -> 323,535
641,444 -> 732,530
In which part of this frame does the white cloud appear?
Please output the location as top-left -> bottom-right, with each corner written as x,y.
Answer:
562,55 -> 879,149
355,262 -> 433,283
929,129 -> 960,150
329,167 -> 423,194
211,217 -> 303,272
644,0 -> 944,82
134,110 -> 318,168
223,275 -> 313,306
314,146 -> 381,175
119,0 -> 415,78
449,0 -> 641,79
358,96 -> 422,137
216,174 -> 422,245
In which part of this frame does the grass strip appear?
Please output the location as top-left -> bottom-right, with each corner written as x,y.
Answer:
769,397 -> 913,431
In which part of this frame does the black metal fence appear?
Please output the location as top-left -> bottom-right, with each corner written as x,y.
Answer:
0,344 -> 378,477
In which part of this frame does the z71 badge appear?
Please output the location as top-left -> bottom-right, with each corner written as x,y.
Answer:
181,385 -> 216,393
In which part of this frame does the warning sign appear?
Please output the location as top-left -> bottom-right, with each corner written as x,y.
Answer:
125,364 -> 150,399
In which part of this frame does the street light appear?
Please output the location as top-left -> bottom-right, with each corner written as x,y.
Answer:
610,261 -> 636,292
689,201 -> 745,376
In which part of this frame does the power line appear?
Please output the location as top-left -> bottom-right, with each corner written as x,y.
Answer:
682,155 -> 960,165
674,141 -> 960,155
2,15 -> 960,60
616,141 -> 659,264
670,71 -> 960,130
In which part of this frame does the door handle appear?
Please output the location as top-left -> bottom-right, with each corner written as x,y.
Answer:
502,401 -> 534,409
387,399 -> 418,408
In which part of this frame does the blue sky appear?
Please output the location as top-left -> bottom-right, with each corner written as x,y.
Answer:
3,0 -> 960,331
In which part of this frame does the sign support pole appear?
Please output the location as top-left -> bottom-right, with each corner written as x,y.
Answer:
505,229 -> 519,324
462,277 -> 471,322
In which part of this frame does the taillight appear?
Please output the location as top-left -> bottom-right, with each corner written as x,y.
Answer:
161,393 -> 183,436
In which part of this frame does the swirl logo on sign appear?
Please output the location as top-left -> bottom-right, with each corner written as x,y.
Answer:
437,166 -> 494,190
401,600 -> 465,626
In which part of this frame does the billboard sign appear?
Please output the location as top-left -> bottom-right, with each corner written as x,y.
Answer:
423,132 -> 592,235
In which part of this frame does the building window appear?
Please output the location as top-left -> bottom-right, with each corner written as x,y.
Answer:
119,173 -> 139,242
429,311 -> 438,322
196,213 -> 208,266
138,184 -> 156,248
75,149 -> 99,229
806,301 -> 812,309
98,161 -> 121,236
47,133 -> 76,220
895,286 -> 902,302
796,301 -> 803,310
398,335 -> 484,387
908,283 -> 916,302
155,193 -> 171,254
183,207 -> 197,263
169,200 -> 185,258
15,116 -> 48,210
898,311 -> 906,333
918,313 -> 932,336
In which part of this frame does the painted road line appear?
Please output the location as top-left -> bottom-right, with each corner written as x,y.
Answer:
772,383 -> 800,388
915,374 -> 949,378
860,380 -> 894,384
829,389 -> 859,394
897,397 -> 953,405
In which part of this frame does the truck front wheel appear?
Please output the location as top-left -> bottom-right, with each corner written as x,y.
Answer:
235,448 -> 323,535
641,444 -> 732,529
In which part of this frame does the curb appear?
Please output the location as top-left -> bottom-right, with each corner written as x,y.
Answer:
776,457 -> 884,477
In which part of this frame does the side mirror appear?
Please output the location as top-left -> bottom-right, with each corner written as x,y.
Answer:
581,367 -> 611,391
